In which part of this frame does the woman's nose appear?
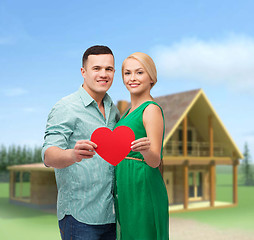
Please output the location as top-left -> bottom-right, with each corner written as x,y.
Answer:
130,73 -> 135,81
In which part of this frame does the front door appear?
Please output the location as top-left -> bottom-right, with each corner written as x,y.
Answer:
188,171 -> 203,201
163,171 -> 173,204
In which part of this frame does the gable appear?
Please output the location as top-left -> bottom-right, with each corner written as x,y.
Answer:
155,89 -> 201,141
156,89 -> 243,159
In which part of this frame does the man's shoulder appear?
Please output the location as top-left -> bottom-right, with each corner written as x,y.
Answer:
56,90 -> 80,106
49,91 -> 81,115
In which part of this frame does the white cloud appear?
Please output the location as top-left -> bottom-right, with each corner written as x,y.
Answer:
2,88 -> 28,97
152,35 -> 254,93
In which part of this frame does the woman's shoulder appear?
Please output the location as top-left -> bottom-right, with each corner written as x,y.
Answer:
142,102 -> 164,127
143,101 -> 163,114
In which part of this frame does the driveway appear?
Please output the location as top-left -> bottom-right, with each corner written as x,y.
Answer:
170,218 -> 254,240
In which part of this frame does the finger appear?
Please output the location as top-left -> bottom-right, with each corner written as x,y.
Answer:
132,146 -> 150,152
78,154 -> 95,159
76,150 -> 96,156
131,137 -> 149,145
76,140 -> 97,149
131,141 -> 150,149
87,140 -> 97,149
75,154 -> 94,162
75,150 -> 96,161
75,143 -> 96,151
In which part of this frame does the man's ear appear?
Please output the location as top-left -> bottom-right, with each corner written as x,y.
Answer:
81,67 -> 86,78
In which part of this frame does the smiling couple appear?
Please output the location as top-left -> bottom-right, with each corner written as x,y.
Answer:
42,45 -> 169,240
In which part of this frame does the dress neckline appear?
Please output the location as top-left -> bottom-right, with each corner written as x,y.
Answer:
123,100 -> 155,119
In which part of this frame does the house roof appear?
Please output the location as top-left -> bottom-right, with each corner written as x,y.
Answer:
8,163 -> 54,172
155,89 -> 201,142
154,89 -> 243,159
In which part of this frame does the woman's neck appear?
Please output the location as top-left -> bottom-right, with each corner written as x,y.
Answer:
130,93 -> 153,111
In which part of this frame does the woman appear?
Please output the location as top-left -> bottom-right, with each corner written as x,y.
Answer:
115,52 -> 169,240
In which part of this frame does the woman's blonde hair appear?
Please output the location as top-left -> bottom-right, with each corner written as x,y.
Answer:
122,52 -> 157,88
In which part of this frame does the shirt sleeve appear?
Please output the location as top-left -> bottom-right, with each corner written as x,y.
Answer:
41,101 -> 74,163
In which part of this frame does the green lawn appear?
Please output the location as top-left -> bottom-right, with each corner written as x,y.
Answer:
171,172 -> 254,232
1,171 -> 254,239
0,183 -> 59,240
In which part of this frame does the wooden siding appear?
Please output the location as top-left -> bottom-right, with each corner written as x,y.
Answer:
30,171 -> 57,205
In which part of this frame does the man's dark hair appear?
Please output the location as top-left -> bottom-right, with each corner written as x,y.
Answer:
82,45 -> 114,67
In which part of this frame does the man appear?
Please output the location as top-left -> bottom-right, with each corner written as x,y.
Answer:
42,45 -> 120,240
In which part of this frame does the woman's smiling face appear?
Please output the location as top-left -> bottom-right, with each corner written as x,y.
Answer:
123,58 -> 153,95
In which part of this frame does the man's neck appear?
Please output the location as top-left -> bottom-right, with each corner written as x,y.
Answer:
82,84 -> 106,118
82,84 -> 105,105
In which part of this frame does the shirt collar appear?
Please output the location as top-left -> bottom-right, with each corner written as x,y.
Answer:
78,85 -> 113,107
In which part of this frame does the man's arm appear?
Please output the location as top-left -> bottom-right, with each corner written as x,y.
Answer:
44,140 -> 97,169
42,101 -> 98,169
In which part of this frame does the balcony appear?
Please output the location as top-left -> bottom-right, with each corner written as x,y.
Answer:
163,141 -> 225,157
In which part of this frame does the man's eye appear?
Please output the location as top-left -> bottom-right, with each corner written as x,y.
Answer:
106,68 -> 113,71
94,67 -> 100,71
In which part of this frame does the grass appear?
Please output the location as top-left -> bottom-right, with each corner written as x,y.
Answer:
171,170 -> 254,232
1,170 -> 254,239
0,183 -> 59,240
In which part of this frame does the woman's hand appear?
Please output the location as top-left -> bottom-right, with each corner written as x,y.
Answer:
131,137 -> 151,157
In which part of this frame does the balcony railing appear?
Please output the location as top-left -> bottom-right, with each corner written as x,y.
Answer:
163,141 -> 225,157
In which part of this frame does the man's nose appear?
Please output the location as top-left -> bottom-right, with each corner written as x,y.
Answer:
99,69 -> 107,77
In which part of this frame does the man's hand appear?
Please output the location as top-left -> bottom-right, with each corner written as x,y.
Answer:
44,140 -> 98,169
72,140 -> 97,162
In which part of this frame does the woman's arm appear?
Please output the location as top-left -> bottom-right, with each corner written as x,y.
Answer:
131,104 -> 163,168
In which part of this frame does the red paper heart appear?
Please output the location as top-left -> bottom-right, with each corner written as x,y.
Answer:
91,126 -> 135,166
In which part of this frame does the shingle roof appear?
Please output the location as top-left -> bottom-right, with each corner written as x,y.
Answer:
155,89 -> 201,138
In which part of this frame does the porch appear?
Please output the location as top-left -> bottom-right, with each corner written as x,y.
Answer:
169,200 -> 236,213
163,140 -> 225,157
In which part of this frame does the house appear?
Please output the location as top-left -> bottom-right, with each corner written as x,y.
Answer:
8,163 -> 57,210
8,89 -> 243,212
117,89 -> 243,212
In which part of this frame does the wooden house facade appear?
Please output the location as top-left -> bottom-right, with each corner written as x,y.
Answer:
8,163 -> 57,209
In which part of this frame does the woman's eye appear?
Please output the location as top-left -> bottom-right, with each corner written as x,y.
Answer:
137,71 -> 143,74
124,72 -> 130,75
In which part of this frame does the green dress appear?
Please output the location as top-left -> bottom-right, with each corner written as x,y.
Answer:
115,101 -> 169,240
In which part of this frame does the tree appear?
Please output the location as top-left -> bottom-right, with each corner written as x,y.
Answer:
0,145 -> 8,171
241,142 -> 254,186
33,146 -> 42,163
8,145 -> 17,165
21,145 -> 27,164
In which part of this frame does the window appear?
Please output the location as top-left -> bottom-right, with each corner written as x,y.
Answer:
11,171 -> 31,203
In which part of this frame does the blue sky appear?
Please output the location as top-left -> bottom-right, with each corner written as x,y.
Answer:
0,0 -> 254,159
